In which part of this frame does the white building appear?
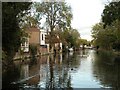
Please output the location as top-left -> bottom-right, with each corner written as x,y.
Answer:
39,29 -> 49,54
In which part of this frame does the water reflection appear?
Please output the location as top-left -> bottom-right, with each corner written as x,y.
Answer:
20,64 -> 29,79
2,63 -> 20,89
93,51 -> 120,89
39,54 -> 73,89
2,50 -> 120,89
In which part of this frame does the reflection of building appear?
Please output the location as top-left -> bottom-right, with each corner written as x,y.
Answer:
21,27 -> 40,52
27,59 -> 40,85
14,53 -> 73,89
38,55 -> 50,88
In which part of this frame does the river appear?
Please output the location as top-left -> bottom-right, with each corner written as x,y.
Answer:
2,49 -> 120,89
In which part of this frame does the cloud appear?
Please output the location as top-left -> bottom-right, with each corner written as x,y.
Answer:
66,0 -> 105,40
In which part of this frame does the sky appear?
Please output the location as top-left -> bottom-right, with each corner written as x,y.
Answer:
65,0 -> 105,41
32,0 -> 109,41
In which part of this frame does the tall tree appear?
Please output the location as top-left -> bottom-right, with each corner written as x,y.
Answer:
92,22 -> 118,50
35,2 -> 73,49
102,1 -> 120,27
2,2 -> 31,60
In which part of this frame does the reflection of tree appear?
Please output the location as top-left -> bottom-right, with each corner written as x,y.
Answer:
5,52 -> 81,89
29,56 -> 37,67
2,63 -> 20,89
68,53 -> 80,70
48,55 -> 54,89
93,52 -> 120,89
20,64 -> 29,79
41,53 -> 73,89
79,49 -> 89,57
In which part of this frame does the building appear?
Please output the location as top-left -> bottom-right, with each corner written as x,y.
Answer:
21,27 -> 40,53
39,29 -> 49,55
27,27 -> 40,45
21,27 -> 62,54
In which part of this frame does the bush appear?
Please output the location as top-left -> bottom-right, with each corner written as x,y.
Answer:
29,44 -> 37,57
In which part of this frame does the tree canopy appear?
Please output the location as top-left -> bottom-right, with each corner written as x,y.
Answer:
102,1 -> 120,27
35,2 -> 73,31
2,2 -> 32,59
34,1 -> 73,49
92,1 -> 120,51
92,20 -> 120,50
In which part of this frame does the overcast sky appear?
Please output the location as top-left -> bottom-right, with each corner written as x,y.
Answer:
32,0 -> 110,41
65,0 -> 106,41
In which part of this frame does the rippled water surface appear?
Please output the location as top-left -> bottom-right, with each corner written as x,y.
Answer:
3,50 -> 120,89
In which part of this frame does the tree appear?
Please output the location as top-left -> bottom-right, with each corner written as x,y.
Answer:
69,29 -> 80,48
35,2 -> 73,49
91,21 -> 119,50
102,1 -> 120,27
59,28 -> 80,50
92,1 -> 120,51
91,23 -> 104,46
79,39 -> 88,49
2,2 -> 32,61
110,20 -> 120,50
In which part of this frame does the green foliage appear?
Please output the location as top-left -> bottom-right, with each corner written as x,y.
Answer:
2,2 -> 31,59
79,39 -> 88,45
2,50 -> 7,60
102,1 -> 120,27
29,44 -> 37,58
61,28 -> 80,49
34,2 -> 73,50
100,1 -> 120,50
50,27 -> 81,50
35,2 -> 73,31
110,20 -> 120,50
92,23 -> 112,49
92,20 -> 120,51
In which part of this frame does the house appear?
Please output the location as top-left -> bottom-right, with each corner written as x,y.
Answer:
27,27 -> 49,55
21,27 -> 62,54
27,27 -> 40,45
21,27 -> 40,53
39,29 -> 62,54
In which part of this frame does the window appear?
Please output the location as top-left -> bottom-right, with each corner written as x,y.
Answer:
42,34 -> 44,40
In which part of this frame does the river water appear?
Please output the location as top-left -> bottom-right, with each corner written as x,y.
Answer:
2,50 -> 120,89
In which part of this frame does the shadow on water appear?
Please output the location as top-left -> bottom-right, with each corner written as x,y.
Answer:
2,53 -> 76,89
2,50 -> 120,89
2,63 -> 21,90
92,50 -> 120,89
40,53 -> 74,90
